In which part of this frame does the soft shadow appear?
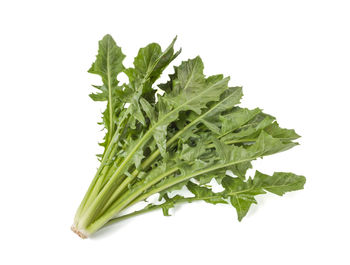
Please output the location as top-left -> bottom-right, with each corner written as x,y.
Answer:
246,193 -> 272,216
88,219 -> 131,240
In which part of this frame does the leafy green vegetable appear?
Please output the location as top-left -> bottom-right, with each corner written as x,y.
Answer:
71,35 -> 305,239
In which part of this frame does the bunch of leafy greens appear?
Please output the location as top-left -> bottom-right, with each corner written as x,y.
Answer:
72,35 -> 305,238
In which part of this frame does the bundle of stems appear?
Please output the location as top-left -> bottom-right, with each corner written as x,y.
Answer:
72,35 -> 305,238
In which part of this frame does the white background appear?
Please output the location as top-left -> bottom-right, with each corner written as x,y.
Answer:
1,0 -> 349,264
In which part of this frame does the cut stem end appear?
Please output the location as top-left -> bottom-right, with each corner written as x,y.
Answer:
71,225 -> 88,239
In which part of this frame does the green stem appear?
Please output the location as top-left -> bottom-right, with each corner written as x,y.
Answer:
105,205 -> 161,225
101,187 -> 256,229
74,167 -> 103,224
206,138 -> 256,148
74,114 -> 128,225
74,142 -> 114,224
128,157 -> 254,209
86,156 -> 254,234
101,166 -> 179,218
105,176 -> 306,228
100,156 -> 123,187
105,195 -> 217,226
107,51 -> 114,144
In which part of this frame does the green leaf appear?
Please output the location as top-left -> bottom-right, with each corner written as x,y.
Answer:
220,107 -> 262,134
220,112 -> 275,142
249,131 -> 298,156
89,85 -> 108,101
138,131 -> 299,206
88,34 -> 125,85
121,37 -> 181,132
186,181 -> 227,205
169,86 -> 243,145
200,87 -> 244,134
124,170 -> 304,223
88,34 -> 126,147
264,122 -> 301,141
160,195 -> 184,216
125,37 -> 180,103
162,57 -> 229,115
151,57 -> 230,157
222,171 -> 305,221
133,37 -> 180,84
222,177 -> 265,221
133,43 -> 162,77
180,142 -> 206,161
229,161 -> 252,180
254,171 -> 306,196
139,97 -> 156,122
